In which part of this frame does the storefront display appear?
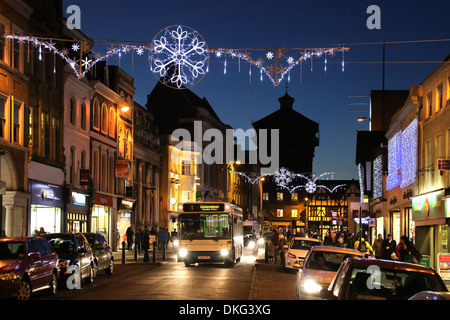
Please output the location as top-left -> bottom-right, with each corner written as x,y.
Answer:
92,193 -> 113,242
66,191 -> 89,233
29,180 -> 63,234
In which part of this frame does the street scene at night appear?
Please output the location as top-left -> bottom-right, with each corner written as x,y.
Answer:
1,0 -> 450,315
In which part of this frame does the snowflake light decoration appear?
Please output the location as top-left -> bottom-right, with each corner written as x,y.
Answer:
274,168 -> 294,188
150,25 -> 210,89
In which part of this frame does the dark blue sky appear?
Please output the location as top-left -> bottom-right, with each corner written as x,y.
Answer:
62,0 -> 450,179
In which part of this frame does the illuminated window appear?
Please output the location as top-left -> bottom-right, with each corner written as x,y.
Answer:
93,99 -> 100,129
101,104 -> 108,134
182,161 -> 191,175
0,95 -> 6,139
437,84 -> 443,112
262,192 -> 269,201
277,209 -> 283,217
291,209 -> 298,218
291,193 -> 298,201
277,192 -> 283,201
109,108 -> 115,137
427,93 -> 432,118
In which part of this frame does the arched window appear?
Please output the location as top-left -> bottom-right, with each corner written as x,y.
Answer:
118,126 -> 124,157
70,146 -> 76,184
69,97 -> 76,125
109,108 -> 115,137
109,155 -> 115,194
126,129 -> 132,159
80,102 -> 86,130
101,153 -> 107,192
93,150 -> 99,189
101,103 -> 108,134
93,99 -> 100,129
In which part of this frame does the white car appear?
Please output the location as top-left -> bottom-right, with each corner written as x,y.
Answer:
295,246 -> 364,300
284,237 -> 321,269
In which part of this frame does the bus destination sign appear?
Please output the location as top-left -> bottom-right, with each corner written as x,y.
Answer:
183,203 -> 225,212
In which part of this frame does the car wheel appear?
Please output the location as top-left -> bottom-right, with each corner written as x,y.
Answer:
84,264 -> 94,284
105,259 -> 114,275
47,272 -> 57,296
93,261 -> 98,278
17,278 -> 32,300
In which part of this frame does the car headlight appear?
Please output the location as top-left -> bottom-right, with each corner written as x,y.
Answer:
221,249 -> 229,256
179,249 -> 188,257
258,238 -> 264,245
173,240 -> 179,247
288,252 -> 296,259
248,241 -> 255,248
0,272 -> 19,281
303,279 -> 323,294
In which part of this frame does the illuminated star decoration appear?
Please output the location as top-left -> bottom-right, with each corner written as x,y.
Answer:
151,25 -> 209,89
72,43 -> 80,52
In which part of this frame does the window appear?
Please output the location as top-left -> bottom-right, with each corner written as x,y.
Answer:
101,104 -> 108,134
182,161 -> 191,175
277,192 -> 283,201
52,116 -> 59,161
101,153 -> 107,192
427,93 -> 432,118
93,100 -> 100,129
277,209 -> 283,217
109,108 -> 115,137
0,22 -> 5,62
291,209 -> 298,218
70,146 -> 76,184
13,100 -> 21,143
80,102 -> 86,130
11,35 -> 21,70
262,192 -> 269,201
0,95 -> 6,139
181,190 -> 191,203
291,193 -> 298,201
80,150 -> 86,169
426,139 -> 432,187
92,151 -> 99,189
69,97 -> 76,125
437,84 -> 443,112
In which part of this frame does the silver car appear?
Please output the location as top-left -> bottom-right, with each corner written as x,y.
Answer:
295,246 -> 364,300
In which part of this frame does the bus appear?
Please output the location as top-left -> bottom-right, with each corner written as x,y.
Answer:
177,202 -> 244,267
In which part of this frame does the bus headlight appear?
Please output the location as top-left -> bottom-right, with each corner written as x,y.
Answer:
248,241 -> 255,248
221,249 -> 229,256
173,240 -> 179,247
258,238 -> 264,245
179,249 -> 188,257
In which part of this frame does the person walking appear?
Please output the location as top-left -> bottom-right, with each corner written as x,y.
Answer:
397,235 -> 422,263
372,234 -> 383,259
142,226 -> 150,262
381,233 -> 397,260
126,226 -> 134,251
271,229 -> 279,264
135,228 -> 142,255
278,233 -> 286,266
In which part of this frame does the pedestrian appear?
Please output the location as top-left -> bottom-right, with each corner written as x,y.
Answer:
38,227 -> 46,236
372,234 -> 383,259
345,232 -> 354,249
381,233 -> 397,260
142,226 -> 150,262
1,230 -> 6,237
397,235 -> 422,263
355,235 -> 374,256
158,227 -> 168,252
278,233 -> 286,266
126,226 -> 134,251
271,229 -> 279,264
323,231 -> 333,245
135,227 -> 142,254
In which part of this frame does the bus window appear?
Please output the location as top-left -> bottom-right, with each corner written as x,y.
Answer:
179,214 -> 230,240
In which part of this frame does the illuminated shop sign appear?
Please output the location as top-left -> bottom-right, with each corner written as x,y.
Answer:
412,190 -> 443,221
72,192 -> 87,206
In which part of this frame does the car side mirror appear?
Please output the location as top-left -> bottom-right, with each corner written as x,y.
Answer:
320,288 -> 336,300
28,252 -> 40,260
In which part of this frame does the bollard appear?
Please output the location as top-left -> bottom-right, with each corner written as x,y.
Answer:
265,241 -> 268,264
134,242 -> 137,261
152,241 -> 157,262
163,240 -> 166,261
122,241 -> 126,264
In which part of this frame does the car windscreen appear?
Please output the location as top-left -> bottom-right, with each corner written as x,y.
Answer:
345,267 -> 448,300
290,239 -> 318,250
306,251 -> 361,272
0,242 -> 25,260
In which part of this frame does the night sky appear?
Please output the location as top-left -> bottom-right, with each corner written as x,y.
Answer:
61,0 -> 450,180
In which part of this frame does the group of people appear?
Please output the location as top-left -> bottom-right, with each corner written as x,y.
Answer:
124,226 -> 172,254
266,228 -> 289,265
321,230 -> 422,263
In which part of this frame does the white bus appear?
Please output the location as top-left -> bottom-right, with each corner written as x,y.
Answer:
177,202 -> 244,267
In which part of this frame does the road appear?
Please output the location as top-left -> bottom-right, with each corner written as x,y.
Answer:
34,247 -> 298,301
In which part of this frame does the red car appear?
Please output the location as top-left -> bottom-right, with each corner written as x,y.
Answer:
0,237 -> 59,300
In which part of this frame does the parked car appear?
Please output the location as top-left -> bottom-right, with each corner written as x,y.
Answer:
284,237 -> 322,269
0,237 -> 58,300
320,258 -> 448,300
409,291 -> 450,300
295,246 -> 364,300
41,233 -> 95,288
82,233 -> 114,276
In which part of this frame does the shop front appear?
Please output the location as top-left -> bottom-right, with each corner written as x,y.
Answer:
66,191 -> 89,233
117,197 -> 135,249
412,189 -> 449,272
29,180 -> 64,235
92,193 -> 114,245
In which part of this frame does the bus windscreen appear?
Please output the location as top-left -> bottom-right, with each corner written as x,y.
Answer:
179,214 -> 231,239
